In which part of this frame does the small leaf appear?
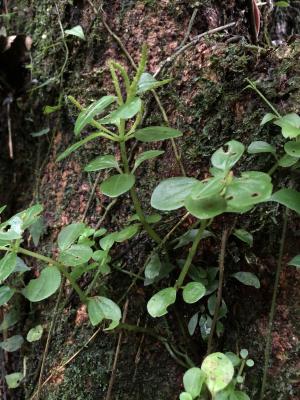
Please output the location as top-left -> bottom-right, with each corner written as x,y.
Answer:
225,352 -> 241,367
58,223 -> 86,251
26,325 -> 43,342
274,118 -> 300,139
14,257 -> 30,273
12,204 -> 43,230
275,1 -> 289,6
0,335 -> 24,352
100,174 -> 135,197
260,113 -> 277,125
5,372 -> 24,389
199,314 -> 212,341
65,25 -> 85,40
29,216 -> 45,246
100,97 -> 142,124
0,253 -> 17,283
180,393 -> 193,400
284,141 -> 300,158
113,224 -> 140,242
248,141 -> 276,154
135,126 -> 183,142
30,128 -> 50,137
74,96 -> 116,135
270,188 -> 300,214
56,132 -> 104,162
22,267 -> 61,302
147,287 -> 176,317
201,352 -> 234,395
183,367 -> 206,399
133,150 -> 164,172
211,140 -> 245,171
288,255 -> 300,268
58,244 -> 93,266
0,286 -> 15,306
151,177 -> 198,211
240,349 -> 249,359
246,359 -> 254,367
43,104 -> 61,114
174,229 -> 213,249
233,229 -> 253,247
188,313 -> 199,336
182,282 -> 206,304
0,308 -> 20,331
137,72 -> 171,93
87,296 -> 121,328
278,154 -> 298,167
129,213 -> 162,224
229,391 -> 250,400
145,253 -> 162,280
84,155 -> 119,172
232,272 -> 260,289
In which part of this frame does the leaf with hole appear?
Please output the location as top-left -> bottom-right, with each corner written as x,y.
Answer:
0,253 -> 17,283
0,286 -> 15,306
185,194 -> 227,219
0,335 -> 24,352
233,229 -> 253,247
12,204 -> 44,230
183,367 -> 206,399
201,352 -> 234,395
248,141 -> 276,154
59,244 -> 93,266
151,177 -> 198,211
74,96 -> 116,135
211,140 -> 245,171
26,325 -> 43,342
288,255 -> 300,268
271,188 -> 300,214
133,150 -> 164,172
58,223 -> 86,251
84,155 -> 119,172
232,272 -> 260,288
147,287 -> 176,317
65,25 -> 85,40
22,267 -> 61,302
87,296 -> 121,329
5,373 -> 24,389
56,132 -> 105,162
284,141 -> 300,158
100,174 -> 135,197
182,282 -> 206,304
135,126 -> 183,142
137,72 -> 171,93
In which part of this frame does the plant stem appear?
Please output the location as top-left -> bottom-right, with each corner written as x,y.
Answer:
119,140 -> 162,244
259,210 -> 288,400
175,219 -> 208,289
246,79 -> 281,118
207,228 -> 228,355
0,246 -> 87,304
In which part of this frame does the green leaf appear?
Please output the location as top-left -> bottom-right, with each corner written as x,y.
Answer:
14,257 -> 30,273
43,104 -> 61,114
0,286 -> 15,306
211,140 -> 245,171
188,313 -> 199,336
182,282 -> 206,304
278,154 -> 298,167
275,1 -> 289,6
87,296 -> 121,329
284,141 -> 300,158
201,352 -> 234,395
0,205 -> 6,214
145,254 -> 162,280
147,287 -> 176,317
65,25 -> 85,40
174,229 -> 213,249
100,174 -> 135,197
12,204 -> 44,230
232,272 -> 260,289
113,224 -> 140,242
58,223 -> 86,251
135,126 -> 183,142
137,72 -> 171,93
225,352 -> 241,367
22,267 -> 61,302
84,155 -> 119,172
151,177 -> 198,210
5,372 -> 24,389
56,132 -> 104,162
185,194 -> 227,219
190,176 -> 226,200
271,188 -> 300,214
0,335 -> 24,352
248,141 -> 276,154
199,314 -> 212,341
274,117 -> 300,138
0,226 -> 22,241
179,393 -> 193,400
260,113 -> 277,125
225,171 -> 272,211
246,359 -> 254,367
100,97 -> 142,124
29,216 -> 45,246
129,213 -> 162,224
233,229 -> 253,247
74,96 -> 116,135
240,349 -> 248,359
229,391 -> 250,400
30,128 -> 50,137
0,308 -> 20,331
288,255 -> 300,268
94,228 -> 107,238
58,244 -> 93,266
0,253 -> 17,283
183,367 -> 206,399
133,150 -> 164,172
26,325 -> 43,342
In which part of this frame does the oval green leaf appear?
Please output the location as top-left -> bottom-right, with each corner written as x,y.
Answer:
278,154 -> 298,167
5,372 -> 24,389
58,223 -> 86,251
100,174 -> 135,197
183,367 -> 206,399
248,141 -> 276,154
0,286 -> 15,306
147,287 -> 176,317
135,126 -> 183,142
56,132 -> 104,162
232,272 -> 260,289
26,325 -> 43,342
270,188 -> 300,214
65,25 -> 85,40
201,352 -> 234,395
22,267 -> 61,302
151,177 -> 198,211
284,141 -> 300,157
100,97 -> 142,124
0,335 -> 24,352
84,155 -> 119,172
137,72 -> 171,94
179,393 -> 193,400
87,296 -> 121,328
185,194 -> 227,219
58,244 -> 93,266
233,229 -> 253,247
182,282 -> 206,304
288,255 -> 300,268
0,253 -> 17,283
133,150 -> 164,172
211,140 -> 245,171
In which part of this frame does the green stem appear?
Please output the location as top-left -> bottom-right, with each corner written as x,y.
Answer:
246,79 -> 281,118
259,210 -> 288,400
0,246 -> 87,304
175,219 -> 208,289
119,140 -> 162,244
